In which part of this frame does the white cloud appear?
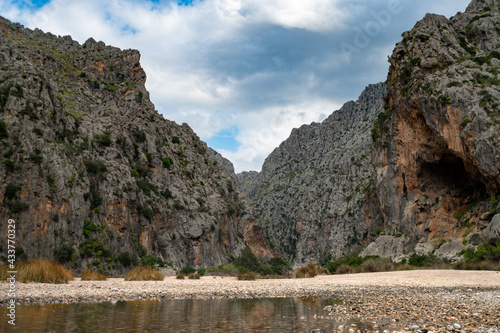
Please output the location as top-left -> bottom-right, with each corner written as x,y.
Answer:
0,0 -> 472,172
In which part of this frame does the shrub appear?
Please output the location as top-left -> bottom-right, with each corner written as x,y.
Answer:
124,266 -> 164,281
30,153 -> 43,165
176,273 -> 185,279
462,242 -> 500,262
4,182 -> 19,200
336,264 -> 355,274
81,269 -> 107,281
13,259 -> 74,283
136,180 -> 159,196
294,263 -> 318,278
138,204 -> 154,220
360,258 -> 395,273
118,251 -> 133,267
268,257 -> 291,275
205,263 -> 237,276
236,271 -> 258,280
94,134 -> 112,147
162,157 -> 173,169
132,130 -> 146,143
131,169 -> 139,178
197,268 -> 206,276
139,254 -> 158,267
53,244 -> 74,264
171,136 -> 180,144
188,272 -> 201,279
0,119 -> 8,139
179,266 -> 197,275
233,247 -> 261,273
85,161 -> 107,176
408,253 -> 431,267
325,255 -> 366,274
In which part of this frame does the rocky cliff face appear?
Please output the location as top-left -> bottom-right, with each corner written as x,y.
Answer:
241,83 -> 386,264
0,17 -> 272,272
365,0 -> 500,259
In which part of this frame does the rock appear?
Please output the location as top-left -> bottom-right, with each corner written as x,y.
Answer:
360,235 -> 412,261
434,238 -> 465,261
239,83 -> 386,264
454,323 -> 462,330
369,0 -> 500,251
0,15 -> 272,272
484,215 -> 500,241
410,325 -> 420,331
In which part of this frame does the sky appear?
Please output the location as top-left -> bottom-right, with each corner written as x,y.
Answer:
0,0 -> 471,172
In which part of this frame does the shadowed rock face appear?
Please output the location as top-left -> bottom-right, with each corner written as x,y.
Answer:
0,17 -> 272,272
240,83 -> 386,264
368,0 -> 500,257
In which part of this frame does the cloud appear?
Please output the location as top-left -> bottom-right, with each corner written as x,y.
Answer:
0,0 -> 471,172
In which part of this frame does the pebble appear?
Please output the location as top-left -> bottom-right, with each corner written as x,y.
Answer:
0,272 -> 497,332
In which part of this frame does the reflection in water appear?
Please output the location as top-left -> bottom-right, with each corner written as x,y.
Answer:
1,297 -> 373,332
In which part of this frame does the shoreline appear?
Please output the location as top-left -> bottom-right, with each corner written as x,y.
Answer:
1,270 -> 499,330
1,270 -> 499,305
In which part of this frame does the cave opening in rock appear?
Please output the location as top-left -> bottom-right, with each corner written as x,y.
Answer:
416,153 -> 486,203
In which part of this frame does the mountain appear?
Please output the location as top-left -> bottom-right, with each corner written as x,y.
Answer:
0,17 -> 272,272
365,0 -> 500,259
239,83 -> 386,264
240,0 -> 500,264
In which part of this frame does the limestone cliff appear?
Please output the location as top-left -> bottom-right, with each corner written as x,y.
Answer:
0,17 -> 272,272
241,83 -> 386,264
365,0 -> 500,259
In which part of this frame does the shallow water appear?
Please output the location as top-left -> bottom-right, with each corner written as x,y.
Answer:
0,297 -> 375,332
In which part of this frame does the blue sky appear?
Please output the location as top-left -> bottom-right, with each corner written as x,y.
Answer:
0,0 -> 471,171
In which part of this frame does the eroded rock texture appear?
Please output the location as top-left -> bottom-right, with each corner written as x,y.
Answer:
0,17 -> 271,272
368,0 -> 500,257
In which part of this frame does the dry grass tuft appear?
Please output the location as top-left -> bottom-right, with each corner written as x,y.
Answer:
124,266 -> 164,281
81,269 -> 107,281
335,264 -> 355,275
360,258 -> 395,273
176,273 -> 186,279
1,259 -> 75,284
188,272 -> 201,279
294,263 -> 318,278
236,271 -> 258,280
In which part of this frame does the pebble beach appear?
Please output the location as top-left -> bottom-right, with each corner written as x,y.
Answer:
1,270 -> 499,332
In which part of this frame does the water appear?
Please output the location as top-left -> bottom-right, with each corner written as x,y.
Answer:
1,297 -> 374,332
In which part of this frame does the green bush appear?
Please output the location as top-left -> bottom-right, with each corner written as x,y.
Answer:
118,251 -> 133,267
3,160 -> 14,173
233,247 -> 260,272
0,120 -> 9,139
268,257 -> 291,275
171,136 -> 180,144
136,180 -> 158,196
53,244 -> 75,264
132,130 -> 146,143
462,242 -> 500,262
325,255 -> 366,274
82,220 -> 98,238
130,169 -> 139,178
138,204 -> 154,220
4,182 -> 19,200
85,161 -> 107,176
94,134 -> 112,147
139,254 -> 157,267
162,157 -> 173,169
179,266 -> 197,275
408,253 -> 441,267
